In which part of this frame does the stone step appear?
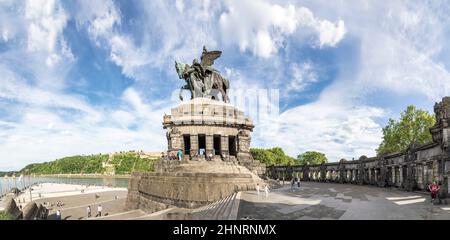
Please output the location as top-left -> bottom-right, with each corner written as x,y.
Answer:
216,193 -> 235,220
198,193 -> 237,220
188,192 -> 241,220
212,194 -> 232,220
227,192 -> 241,220
202,198 -> 222,216
89,209 -> 146,220
197,199 -> 218,218
206,196 -> 227,219
130,207 -> 177,220
227,193 -> 239,219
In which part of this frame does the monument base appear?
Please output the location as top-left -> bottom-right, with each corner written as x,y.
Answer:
125,160 -> 264,213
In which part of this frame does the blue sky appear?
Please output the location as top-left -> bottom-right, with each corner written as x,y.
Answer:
1,0 -> 450,171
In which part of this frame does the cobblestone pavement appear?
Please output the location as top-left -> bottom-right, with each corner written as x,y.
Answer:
237,182 -> 450,220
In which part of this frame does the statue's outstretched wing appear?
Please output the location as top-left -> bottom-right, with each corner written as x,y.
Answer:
201,50 -> 222,67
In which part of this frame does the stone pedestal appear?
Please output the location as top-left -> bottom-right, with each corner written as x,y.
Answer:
163,98 -> 265,175
125,160 -> 263,212
126,98 -> 266,213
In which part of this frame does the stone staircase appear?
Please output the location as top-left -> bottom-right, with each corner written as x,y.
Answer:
92,207 -> 177,220
91,209 -> 146,220
189,192 -> 241,220
93,191 -> 243,220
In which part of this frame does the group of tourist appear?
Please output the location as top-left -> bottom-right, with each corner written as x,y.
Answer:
256,183 -> 270,197
54,204 -> 103,220
162,149 -> 219,161
161,150 -> 183,161
86,204 -> 103,218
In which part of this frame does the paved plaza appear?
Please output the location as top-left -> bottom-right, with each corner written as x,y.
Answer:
237,182 -> 450,220
34,190 -> 128,220
19,182 -> 450,220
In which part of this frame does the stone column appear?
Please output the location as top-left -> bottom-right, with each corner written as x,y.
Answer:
206,135 -> 213,156
170,134 -> 182,151
375,169 -> 378,182
190,134 -> 198,157
424,164 -> 430,185
417,164 -> 423,188
399,166 -> 403,185
392,167 -> 396,184
238,132 -> 251,153
369,169 -> 372,183
221,135 -> 229,157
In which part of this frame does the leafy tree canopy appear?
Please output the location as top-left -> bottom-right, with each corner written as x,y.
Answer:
377,105 -> 435,155
296,151 -> 328,165
250,147 -> 296,166
20,152 -> 158,175
0,211 -> 15,220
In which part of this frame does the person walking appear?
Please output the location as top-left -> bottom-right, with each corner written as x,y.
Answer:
264,184 -> 269,198
87,206 -> 91,218
256,183 -> 260,195
56,210 -> 61,220
97,204 -> 103,217
429,181 -> 440,204
177,149 -> 183,161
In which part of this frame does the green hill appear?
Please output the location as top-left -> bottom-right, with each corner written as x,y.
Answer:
20,151 -> 159,175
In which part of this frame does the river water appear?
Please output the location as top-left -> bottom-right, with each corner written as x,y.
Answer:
0,176 -> 130,197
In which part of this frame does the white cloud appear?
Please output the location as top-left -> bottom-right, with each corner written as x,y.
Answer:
254,97 -> 385,161
24,0 -> 72,67
175,0 -> 184,13
2,0 -> 450,170
288,62 -> 318,92
219,0 -> 346,58
74,0 -> 121,43
74,1 -> 151,80
316,19 -> 346,47
109,35 -> 150,79
251,0 -> 450,161
0,66 -> 99,120
0,85 -> 170,170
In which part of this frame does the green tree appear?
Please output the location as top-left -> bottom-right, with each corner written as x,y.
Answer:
0,211 -> 15,220
376,105 -> 435,155
250,147 -> 296,166
20,151 -> 158,175
296,151 -> 328,165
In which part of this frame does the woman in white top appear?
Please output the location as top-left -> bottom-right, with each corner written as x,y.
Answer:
97,205 -> 102,217
56,210 -> 61,220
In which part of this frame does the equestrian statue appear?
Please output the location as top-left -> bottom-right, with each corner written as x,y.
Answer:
175,46 -> 230,103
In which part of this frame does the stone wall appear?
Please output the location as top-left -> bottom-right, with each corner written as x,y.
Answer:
268,97 -> 450,198
125,162 -> 263,213
1,194 -> 22,219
